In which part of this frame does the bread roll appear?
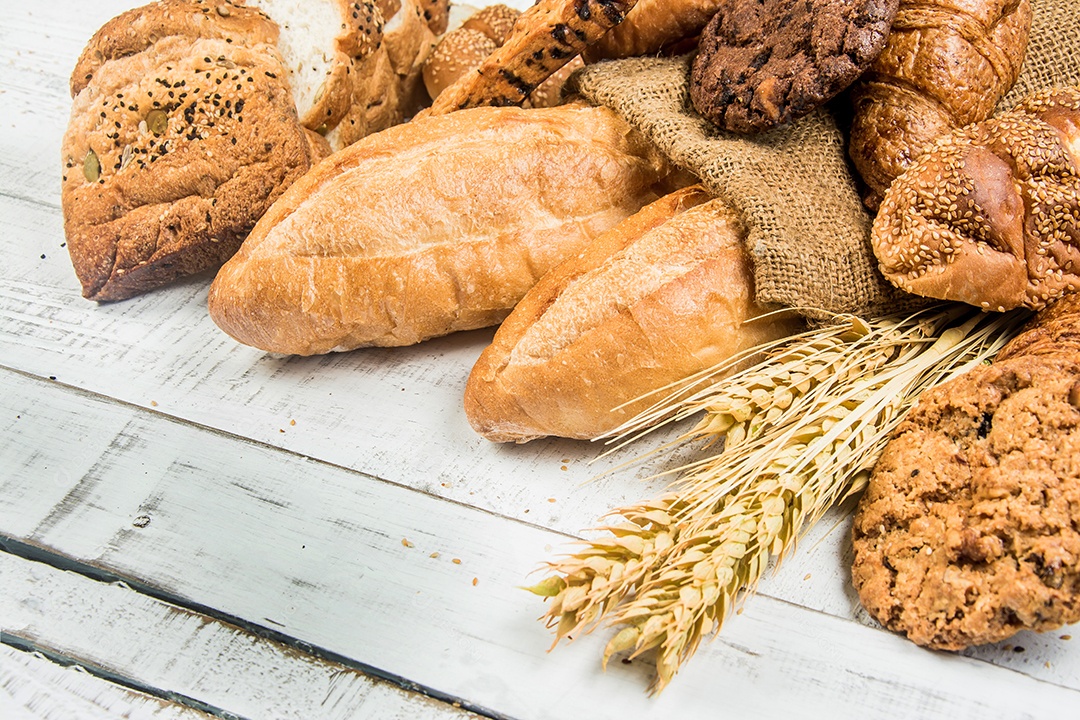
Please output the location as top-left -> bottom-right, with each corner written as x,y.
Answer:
847,0 -> 1032,209
871,85 -> 1080,312
208,102 -> 672,355
584,0 -> 723,61
62,0 -> 319,301
464,186 -> 806,443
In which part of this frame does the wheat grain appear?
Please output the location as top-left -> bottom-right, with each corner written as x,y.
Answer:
529,304 -> 1030,693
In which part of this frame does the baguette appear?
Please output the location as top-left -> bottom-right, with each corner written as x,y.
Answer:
871,85 -> 1080,312
847,0 -> 1032,209
464,186 -> 806,442
208,102 -> 672,355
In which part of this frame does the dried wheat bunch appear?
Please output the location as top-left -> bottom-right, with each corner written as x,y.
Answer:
528,304 -> 1030,693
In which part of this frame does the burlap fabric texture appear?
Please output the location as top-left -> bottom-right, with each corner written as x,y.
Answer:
566,0 -> 1080,320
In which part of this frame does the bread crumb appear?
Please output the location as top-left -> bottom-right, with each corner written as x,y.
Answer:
803,573 -> 812,581
402,538 -> 414,548
290,419 -> 296,426
548,497 -> 556,503
429,551 -> 440,558
472,577 -> 478,586
150,400 -> 158,407
452,558 -> 462,565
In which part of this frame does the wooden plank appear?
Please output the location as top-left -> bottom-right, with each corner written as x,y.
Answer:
0,644 -> 212,720
1,552 -> 483,720
2,369 -> 1078,719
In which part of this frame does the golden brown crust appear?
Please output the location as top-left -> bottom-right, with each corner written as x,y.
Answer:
61,0 -> 317,301
852,293 -> 1080,650
848,0 -> 1032,209
871,86 -> 1080,312
207,103 -> 672,355
584,0 -> 721,60
464,186 -> 806,442
427,0 -> 639,114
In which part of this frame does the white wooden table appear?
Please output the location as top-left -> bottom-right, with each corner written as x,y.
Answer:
2,2 -> 1079,718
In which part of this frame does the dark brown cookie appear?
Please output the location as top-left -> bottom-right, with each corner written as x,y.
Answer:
851,350 -> 1080,650
690,0 -> 898,133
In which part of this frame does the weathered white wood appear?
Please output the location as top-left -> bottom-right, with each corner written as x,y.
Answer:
0,644 -> 212,720
1,552 -> 483,720
3,369 -> 1079,719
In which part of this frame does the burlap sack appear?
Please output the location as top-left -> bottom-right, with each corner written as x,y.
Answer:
566,0 -> 1080,320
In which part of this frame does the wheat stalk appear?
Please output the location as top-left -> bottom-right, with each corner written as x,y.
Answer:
528,304 -> 1030,693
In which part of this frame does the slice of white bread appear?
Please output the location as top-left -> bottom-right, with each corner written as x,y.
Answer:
247,0 -> 382,133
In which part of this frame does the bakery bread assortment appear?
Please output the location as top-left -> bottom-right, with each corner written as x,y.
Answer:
852,292 -> 1080,650
61,0 -> 320,301
207,102 -> 672,354
872,86 -> 1080,313
464,186 -> 806,442
60,0 -> 1080,660
847,0 -> 1032,209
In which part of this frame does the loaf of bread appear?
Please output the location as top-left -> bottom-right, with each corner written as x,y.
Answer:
871,85 -> 1080,313
852,291 -> 1080,650
464,186 -> 806,442
62,0 -> 320,301
847,0 -> 1032,209
426,0 -> 638,114
208,102 -> 673,355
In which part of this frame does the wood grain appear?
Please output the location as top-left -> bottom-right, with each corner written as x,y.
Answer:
3,369 -> 1079,718
1,552 -> 483,720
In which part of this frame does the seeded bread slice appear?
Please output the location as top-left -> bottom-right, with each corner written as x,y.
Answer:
247,0 -> 383,133
62,0 -> 319,301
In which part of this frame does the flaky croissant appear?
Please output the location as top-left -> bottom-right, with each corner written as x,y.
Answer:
848,0 -> 1032,209
871,85 -> 1080,312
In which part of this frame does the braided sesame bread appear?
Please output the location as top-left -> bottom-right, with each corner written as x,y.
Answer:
847,0 -> 1032,209
62,0 -> 319,301
871,85 -> 1080,313
426,0 -> 639,114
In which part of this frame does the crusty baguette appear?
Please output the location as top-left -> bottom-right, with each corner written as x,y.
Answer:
871,85 -> 1080,312
464,186 -> 806,442
62,0 -> 319,301
847,0 -> 1032,209
208,102 -> 672,355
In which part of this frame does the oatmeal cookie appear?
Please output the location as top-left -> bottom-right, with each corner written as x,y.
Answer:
852,295 -> 1080,650
690,0 -> 898,133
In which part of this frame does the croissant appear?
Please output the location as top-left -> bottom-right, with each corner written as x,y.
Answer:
847,0 -> 1032,209
871,86 -> 1080,312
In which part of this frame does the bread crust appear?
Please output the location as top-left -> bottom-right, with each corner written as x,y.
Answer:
584,0 -> 722,60
871,86 -> 1080,312
464,186 -> 806,442
848,0 -> 1032,208
207,103 -> 672,354
427,0 -> 638,114
62,0 -> 317,301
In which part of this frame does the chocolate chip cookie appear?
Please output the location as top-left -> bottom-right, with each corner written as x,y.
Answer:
690,0 -> 898,133
852,299 -> 1080,649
